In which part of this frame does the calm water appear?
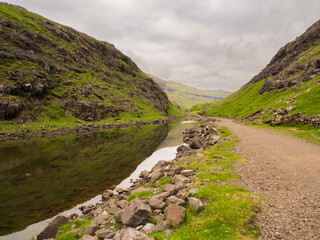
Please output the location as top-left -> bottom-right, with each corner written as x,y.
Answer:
0,120 -> 198,240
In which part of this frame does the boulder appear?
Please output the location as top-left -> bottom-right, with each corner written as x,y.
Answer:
149,196 -> 166,210
84,224 -> 99,236
174,175 -> 190,188
101,189 -> 114,201
162,184 -> 178,195
121,198 -> 152,227
166,205 -> 186,227
151,160 -> 168,172
118,226 -> 148,240
155,214 -> 165,224
188,197 -> 205,212
188,188 -> 199,196
36,216 -> 68,240
180,169 -> 194,177
141,223 -> 155,232
149,171 -> 163,182
166,196 -> 186,207
150,220 -> 170,233
116,187 -> 127,194
190,140 -> 201,149
79,234 -> 96,240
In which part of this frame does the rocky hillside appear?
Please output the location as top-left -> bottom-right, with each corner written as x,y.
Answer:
149,75 -> 230,109
0,3 -> 174,126
198,19 -> 320,127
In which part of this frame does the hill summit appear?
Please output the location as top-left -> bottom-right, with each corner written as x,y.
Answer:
0,3 -> 175,125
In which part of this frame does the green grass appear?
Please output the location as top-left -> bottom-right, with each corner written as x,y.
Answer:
127,190 -> 153,202
152,127 -> 262,240
56,217 -> 92,240
202,75 -> 320,122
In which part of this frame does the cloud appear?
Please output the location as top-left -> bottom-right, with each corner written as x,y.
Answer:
5,0 -> 320,91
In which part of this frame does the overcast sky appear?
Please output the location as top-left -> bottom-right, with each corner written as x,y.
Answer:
5,0 -> 320,91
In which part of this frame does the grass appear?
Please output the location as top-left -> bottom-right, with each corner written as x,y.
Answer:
150,127 -> 261,240
56,217 -> 92,240
127,190 -> 153,202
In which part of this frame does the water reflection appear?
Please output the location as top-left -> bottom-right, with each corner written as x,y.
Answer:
0,124 -> 168,236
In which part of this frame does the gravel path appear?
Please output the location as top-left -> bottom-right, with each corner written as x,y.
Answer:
215,118 -> 320,240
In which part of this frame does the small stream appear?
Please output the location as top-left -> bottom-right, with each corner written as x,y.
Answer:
0,120 -> 198,240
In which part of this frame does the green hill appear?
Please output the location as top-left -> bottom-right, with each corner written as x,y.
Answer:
149,75 -> 231,109
196,19 -> 320,128
0,3 -> 181,132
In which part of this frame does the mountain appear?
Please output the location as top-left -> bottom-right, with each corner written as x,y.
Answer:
197,19 -> 320,127
149,75 -> 231,109
0,3 -> 180,128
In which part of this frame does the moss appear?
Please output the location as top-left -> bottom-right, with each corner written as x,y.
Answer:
56,217 -> 92,240
127,190 -> 153,202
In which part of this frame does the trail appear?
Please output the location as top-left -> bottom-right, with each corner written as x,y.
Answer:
215,118 -> 320,240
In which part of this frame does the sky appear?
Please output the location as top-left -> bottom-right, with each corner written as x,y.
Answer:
4,0 -> 320,92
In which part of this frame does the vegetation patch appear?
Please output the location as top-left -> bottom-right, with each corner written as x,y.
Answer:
56,217 -> 92,240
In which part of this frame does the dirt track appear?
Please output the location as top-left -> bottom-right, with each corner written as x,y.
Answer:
215,118 -> 320,240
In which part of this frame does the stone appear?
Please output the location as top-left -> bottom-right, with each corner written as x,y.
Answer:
108,206 -> 122,215
188,188 -> 199,196
190,140 -> 201,149
117,199 -> 129,209
96,229 -> 113,239
177,145 -> 189,152
118,226 -> 148,240
155,214 -> 165,224
166,196 -> 186,207
166,204 -> 186,227
36,216 -> 68,240
165,229 -> 172,238
174,175 -> 190,188
162,184 -> 178,195
150,220 -> 170,233
101,189 -> 114,200
188,197 -> 205,212
64,213 -> 78,220
181,169 -> 195,177
152,209 -> 162,216
149,196 -> 166,210
79,235 -> 96,240
80,204 -> 95,215
149,171 -> 164,182
151,160 -> 168,172
92,212 -> 108,226
84,224 -> 99,236
121,198 -> 152,227
116,187 -> 126,194
142,223 -> 155,232
114,209 -> 124,222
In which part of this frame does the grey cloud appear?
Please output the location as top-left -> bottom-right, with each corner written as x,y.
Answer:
5,0 -> 320,91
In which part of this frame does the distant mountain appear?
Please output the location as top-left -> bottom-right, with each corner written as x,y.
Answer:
149,75 -> 231,109
0,3 -> 181,125
198,19 -> 320,127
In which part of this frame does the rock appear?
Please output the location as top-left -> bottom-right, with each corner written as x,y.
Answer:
108,206 -> 122,215
188,197 -> 205,212
92,212 -> 108,226
188,188 -> 199,196
96,229 -> 113,239
79,235 -> 96,240
118,226 -> 148,240
80,204 -> 95,215
150,220 -> 170,233
114,209 -> 124,222
190,140 -> 201,149
162,184 -> 178,195
101,190 -> 114,200
149,195 -> 166,210
121,198 -> 152,227
36,216 -> 68,240
116,187 -> 126,194
151,160 -> 168,172
155,214 -> 165,224
84,224 -> 99,236
139,170 -> 149,179
174,175 -> 190,188
117,199 -> 129,209
166,204 -> 186,227
152,209 -> 162,216
177,145 -> 190,152
172,166 -> 184,174
142,223 -> 155,232
64,213 -> 78,220
149,171 -> 163,182
166,196 -> 186,207
165,229 -> 172,238
176,189 -> 189,201
181,169 -> 195,177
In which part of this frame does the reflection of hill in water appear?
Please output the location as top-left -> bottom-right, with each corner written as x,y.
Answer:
0,124 -> 168,236
158,121 -> 198,148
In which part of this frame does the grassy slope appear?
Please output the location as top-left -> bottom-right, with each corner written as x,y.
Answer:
0,4 -> 183,134
149,74 -> 231,109
195,24 -> 320,123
